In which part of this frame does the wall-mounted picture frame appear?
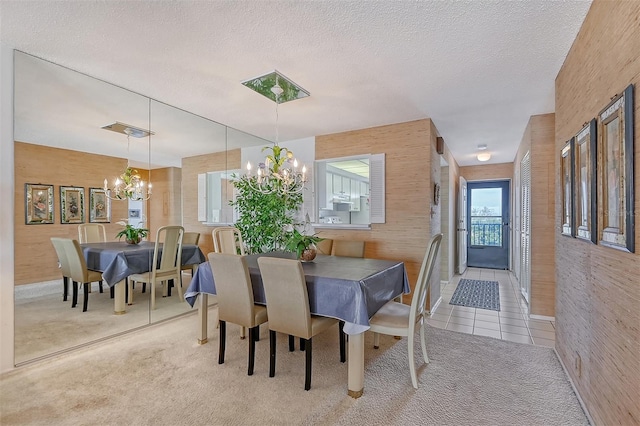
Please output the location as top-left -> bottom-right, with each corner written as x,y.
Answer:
60,186 -> 84,224
561,138 -> 575,237
597,84 -> 635,253
25,183 -> 54,224
574,119 -> 597,243
89,188 -> 110,223
128,209 -> 141,219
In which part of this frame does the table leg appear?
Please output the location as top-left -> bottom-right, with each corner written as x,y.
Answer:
198,294 -> 208,344
347,331 -> 364,398
114,280 -> 126,315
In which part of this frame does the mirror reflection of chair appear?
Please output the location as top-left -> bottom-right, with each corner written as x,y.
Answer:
209,253 -> 268,376
332,240 -> 365,258
77,223 -> 107,243
50,238 -> 72,303
50,238 -> 104,312
128,226 -> 184,310
181,232 -> 201,276
257,257 -> 345,391
315,239 -> 333,255
368,233 -> 443,389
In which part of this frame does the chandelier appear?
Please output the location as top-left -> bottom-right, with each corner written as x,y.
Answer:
242,72 -> 308,195
101,123 -> 153,201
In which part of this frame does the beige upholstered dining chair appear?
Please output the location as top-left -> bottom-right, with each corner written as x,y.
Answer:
209,252 -> 268,376
213,226 -> 248,338
368,233 -> 443,389
257,257 -> 345,391
212,227 -> 245,255
51,238 -> 104,312
128,225 -> 184,310
78,223 -> 107,243
315,238 -> 333,255
51,237 -> 72,303
332,240 -> 365,258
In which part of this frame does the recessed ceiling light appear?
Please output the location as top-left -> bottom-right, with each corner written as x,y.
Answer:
101,122 -> 153,138
477,144 -> 487,150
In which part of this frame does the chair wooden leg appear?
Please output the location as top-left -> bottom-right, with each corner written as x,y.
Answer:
300,337 -> 305,351
71,281 -> 78,308
63,277 -> 69,302
110,286 -> 114,299
419,321 -> 429,364
270,330 -> 277,377
253,325 -> 260,342
99,281 -> 104,293
408,332 -> 418,389
218,320 -> 226,364
248,326 -> 256,376
151,282 -> 156,310
82,282 -> 89,312
240,326 -> 246,340
288,335 -> 295,352
374,332 -> 380,349
339,321 -> 346,363
304,338 -> 312,391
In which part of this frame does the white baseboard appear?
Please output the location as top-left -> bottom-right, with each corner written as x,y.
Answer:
428,296 -> 443,315
553,348 -> 595,425
529,314 -> 555,322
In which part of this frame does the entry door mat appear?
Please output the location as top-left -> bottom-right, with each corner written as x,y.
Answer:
449,279 -> 500,311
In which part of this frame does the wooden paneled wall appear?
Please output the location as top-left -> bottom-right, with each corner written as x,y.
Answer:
554,1 -> 640,424
513,114 -> 556,317
181,149 -> 241,257
315,119 -> 439,304
14,142 -> 129,285
147,167 -> 182,239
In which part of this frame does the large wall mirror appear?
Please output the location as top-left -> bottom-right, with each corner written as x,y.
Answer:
13,51 -> 269,364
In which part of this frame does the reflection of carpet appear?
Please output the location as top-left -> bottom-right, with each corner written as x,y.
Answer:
449,279 -> 500,311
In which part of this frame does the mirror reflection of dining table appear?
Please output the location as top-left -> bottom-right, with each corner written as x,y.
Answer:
184,251 -> 409,398
81,241 -> 206,314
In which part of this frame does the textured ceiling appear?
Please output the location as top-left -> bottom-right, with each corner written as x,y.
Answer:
1,0 -> 592,167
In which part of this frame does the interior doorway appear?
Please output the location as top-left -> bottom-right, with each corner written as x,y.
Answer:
466,180 -> 510,269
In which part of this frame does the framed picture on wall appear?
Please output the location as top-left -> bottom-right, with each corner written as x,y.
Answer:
561,138 -> 575,237
25,183 -> 54,224
89,188 -> 110,223
60,186 -> 84,224
597,84 -> 635,253
574,119 -> 597,243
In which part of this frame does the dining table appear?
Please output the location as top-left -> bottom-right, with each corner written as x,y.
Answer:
82,241 -> 206,314
184,251 -> 410,398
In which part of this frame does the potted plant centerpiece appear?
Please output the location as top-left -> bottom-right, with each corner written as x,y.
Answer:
286,228 -> 323,262
115,220 -> 149,245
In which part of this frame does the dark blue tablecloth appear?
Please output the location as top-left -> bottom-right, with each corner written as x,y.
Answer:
185,252 -> 410,334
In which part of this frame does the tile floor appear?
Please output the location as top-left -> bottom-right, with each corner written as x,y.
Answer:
429,268 -> 556,347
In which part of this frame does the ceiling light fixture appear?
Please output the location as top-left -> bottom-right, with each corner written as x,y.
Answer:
242,72 -> 308,195
101,122 -> 153,201
477,152 -> 491,162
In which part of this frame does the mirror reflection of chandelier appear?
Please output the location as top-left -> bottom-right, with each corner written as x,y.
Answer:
242,71 -> 309,195
101,122 -> 153,201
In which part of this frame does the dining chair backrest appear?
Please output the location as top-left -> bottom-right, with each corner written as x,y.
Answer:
257,257 -> 313,339
50,237 -> 71,278
316,239 -> 333,255
153,226 -> 184,276
332,240 -> 365,258
213,227 -> 245,255
409,233 -> 443,327
78,223 -> 107,243
208,252 -> 256,327
51,238 -> 91,283
182,232 -> 201,246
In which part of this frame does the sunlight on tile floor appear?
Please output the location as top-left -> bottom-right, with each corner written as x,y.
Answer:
429,268 -> 555,347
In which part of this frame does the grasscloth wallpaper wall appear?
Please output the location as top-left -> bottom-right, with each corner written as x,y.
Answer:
554,1 -> 640,424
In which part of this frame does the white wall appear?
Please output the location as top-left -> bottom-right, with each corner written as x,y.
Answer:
0,43 -> 16,373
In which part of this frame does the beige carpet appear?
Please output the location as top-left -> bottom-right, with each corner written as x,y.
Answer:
0,310 -> 588,425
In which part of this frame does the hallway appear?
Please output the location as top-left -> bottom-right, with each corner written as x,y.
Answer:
429,268 -> 556,347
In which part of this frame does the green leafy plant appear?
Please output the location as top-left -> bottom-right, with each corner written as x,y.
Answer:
285,229 -> 323,259
115,221 -> 149,243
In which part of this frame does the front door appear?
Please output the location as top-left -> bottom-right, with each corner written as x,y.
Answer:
467,180 -> 510,269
